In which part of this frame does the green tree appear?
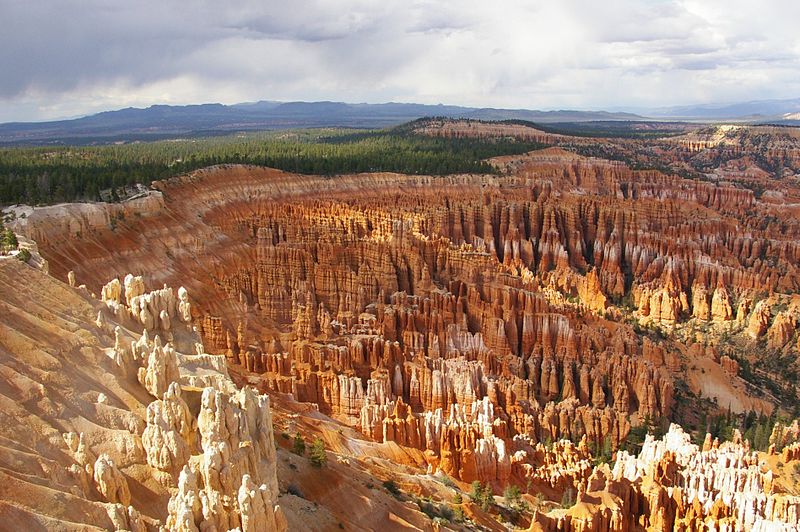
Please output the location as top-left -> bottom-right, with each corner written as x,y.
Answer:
309,437 -> 327,467
503,484 -> 521,504
535,492 -> 546,508
594,435 -> 613,465
470,481 -> 483,503
1,228 -> 17,252
0,123 -> 546,206
470,481 -> 493,511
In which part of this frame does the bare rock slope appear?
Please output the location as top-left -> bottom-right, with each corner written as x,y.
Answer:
0,259 -> 285,531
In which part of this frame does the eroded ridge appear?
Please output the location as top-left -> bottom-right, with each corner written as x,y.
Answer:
0,260 -> 286,531
7,139 -> 800,528
529,424 -> 800,531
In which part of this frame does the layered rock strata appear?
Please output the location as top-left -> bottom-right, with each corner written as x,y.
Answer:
10,137 -> 800,493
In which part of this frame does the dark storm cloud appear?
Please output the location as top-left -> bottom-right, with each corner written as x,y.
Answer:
1,1 -> 201,96
1,0 -> 799,121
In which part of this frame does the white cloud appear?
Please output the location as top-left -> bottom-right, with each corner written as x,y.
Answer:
0,0 -> 798,121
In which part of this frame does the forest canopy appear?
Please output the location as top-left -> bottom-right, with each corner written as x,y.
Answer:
0,123 -> 545,205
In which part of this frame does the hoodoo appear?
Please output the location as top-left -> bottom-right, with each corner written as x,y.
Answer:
3,119 -> 800,530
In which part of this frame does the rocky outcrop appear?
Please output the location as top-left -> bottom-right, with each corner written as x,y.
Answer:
530,424 -> 800,531
770,420 -> 800,449
123,279 -> 286,530
768,310 -> 797,349
782,442 -> 800,462
142,382 -> 197,477
138,335 -> 181,398
166,386 -> 284,531
719,355 -> 739,377
0,260 -> 285,531
239,474 -> 288,532
710,286 -> 733,322
747,300 -> 772,339
627,425 -> 798,530
93,454 -> 131,506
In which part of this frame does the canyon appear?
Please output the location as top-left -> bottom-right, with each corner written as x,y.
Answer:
2,120 -> 800,530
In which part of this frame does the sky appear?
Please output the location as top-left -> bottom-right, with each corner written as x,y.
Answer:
1,0 -> 799,122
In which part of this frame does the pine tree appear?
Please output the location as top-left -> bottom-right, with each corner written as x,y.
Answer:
470,481 -> 493,511
470,480 -> 483,503
309,437 -> 326,468
1,228 -> 17,252
503,485 -> 521,504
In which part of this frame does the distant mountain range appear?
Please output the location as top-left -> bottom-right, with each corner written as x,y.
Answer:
1,98 -> 798,145
642,98 -> 800,121
0,101 -> 643,145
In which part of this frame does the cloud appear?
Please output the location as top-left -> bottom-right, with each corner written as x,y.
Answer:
0,0 -> 798,121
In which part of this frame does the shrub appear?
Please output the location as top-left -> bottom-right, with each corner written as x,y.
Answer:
438,474 -> 455,488
415,497 -> 455,523
292,433 -> 306,456
417,498 -> 436,518
383,479 -> 401,497
16,248 -> 31,263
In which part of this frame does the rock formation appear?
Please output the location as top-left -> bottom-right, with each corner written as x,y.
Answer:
142,382 -> 196,476
138,334 -> 181,399
165,385 -> 283,531
6,119 -> 800,529
14,156 -> 793,485
0,261 -> 284,531
530,424 -> 800,531
93,454 -> 132,506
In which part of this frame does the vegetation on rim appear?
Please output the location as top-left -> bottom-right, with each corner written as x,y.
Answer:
0,123 -> 545,205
